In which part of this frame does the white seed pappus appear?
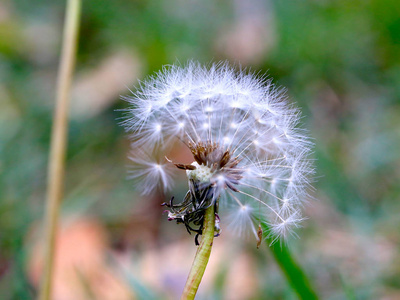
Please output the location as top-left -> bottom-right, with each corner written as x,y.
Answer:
121,61 -> 314,242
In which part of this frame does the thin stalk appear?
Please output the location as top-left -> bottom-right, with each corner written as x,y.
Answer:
181,205 -> 216,300
262,223 -> 319,300
38,0 -> 81,300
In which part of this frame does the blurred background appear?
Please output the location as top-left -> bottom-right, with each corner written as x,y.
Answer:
1,0 -> 400,299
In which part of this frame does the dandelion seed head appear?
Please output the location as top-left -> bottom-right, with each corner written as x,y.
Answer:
122,61 -> 314,242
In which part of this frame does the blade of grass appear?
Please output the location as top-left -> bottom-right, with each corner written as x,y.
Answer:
262,223 -> 319,300
37,0 -> 81,299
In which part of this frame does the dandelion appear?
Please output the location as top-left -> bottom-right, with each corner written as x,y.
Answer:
122,61 -> 314,244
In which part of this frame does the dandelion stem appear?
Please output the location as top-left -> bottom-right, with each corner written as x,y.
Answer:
262,223 -> 319,300
181,205 -> 216,300
38,0 -> 81,299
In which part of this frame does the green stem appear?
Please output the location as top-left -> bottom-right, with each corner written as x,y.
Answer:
38,0 -> 81,299
262,223 -> 319,300
181,205 -> 216,300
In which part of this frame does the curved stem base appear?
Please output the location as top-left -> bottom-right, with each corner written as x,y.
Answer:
181,205 -> 216,300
